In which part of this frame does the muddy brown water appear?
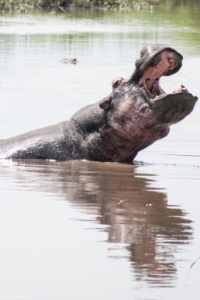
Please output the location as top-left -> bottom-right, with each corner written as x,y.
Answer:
0,1 -> 200,299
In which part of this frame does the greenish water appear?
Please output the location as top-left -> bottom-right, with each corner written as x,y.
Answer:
0,1 -> 200,299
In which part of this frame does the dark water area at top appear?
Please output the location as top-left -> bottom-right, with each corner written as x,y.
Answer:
0,0 -> 200,299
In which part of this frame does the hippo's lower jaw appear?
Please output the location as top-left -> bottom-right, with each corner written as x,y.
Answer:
149,91 -> 198,125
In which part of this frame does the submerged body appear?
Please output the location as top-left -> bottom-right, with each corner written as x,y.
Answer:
0,45 -> 198,163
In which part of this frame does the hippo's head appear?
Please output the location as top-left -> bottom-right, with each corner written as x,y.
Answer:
98,45 -> 197,157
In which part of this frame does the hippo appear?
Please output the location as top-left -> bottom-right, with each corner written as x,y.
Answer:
0,44 -> 198,163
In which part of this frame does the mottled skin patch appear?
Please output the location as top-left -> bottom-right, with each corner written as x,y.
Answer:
0,44 -> 198,163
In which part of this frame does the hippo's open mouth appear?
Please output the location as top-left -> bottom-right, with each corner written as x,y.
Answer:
138,49 -> 183,98
130,45 -> 184,99
127,44 -> 198,125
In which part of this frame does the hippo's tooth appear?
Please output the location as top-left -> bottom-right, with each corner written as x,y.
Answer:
181,85 -> 188,92
168,58 -> 174,70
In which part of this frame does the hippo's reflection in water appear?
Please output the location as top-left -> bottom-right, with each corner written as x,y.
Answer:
0,160 -> 192,287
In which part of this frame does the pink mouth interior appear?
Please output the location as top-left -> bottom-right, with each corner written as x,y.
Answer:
139,51 -> 175,98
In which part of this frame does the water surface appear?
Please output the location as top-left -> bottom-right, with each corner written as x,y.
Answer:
0,1 -> 200,299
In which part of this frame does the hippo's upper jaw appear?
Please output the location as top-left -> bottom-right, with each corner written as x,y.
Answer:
130,44 -> 183,97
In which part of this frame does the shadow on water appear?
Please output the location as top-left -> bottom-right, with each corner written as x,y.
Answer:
0,159 -> 192,288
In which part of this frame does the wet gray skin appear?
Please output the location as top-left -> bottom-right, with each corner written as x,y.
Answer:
0,44 -> 198,163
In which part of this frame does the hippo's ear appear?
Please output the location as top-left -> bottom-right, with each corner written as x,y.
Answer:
99,96 -> 112,110
112,77 -> 124,89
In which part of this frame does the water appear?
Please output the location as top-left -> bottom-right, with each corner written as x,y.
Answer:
0,1 -> 200,299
